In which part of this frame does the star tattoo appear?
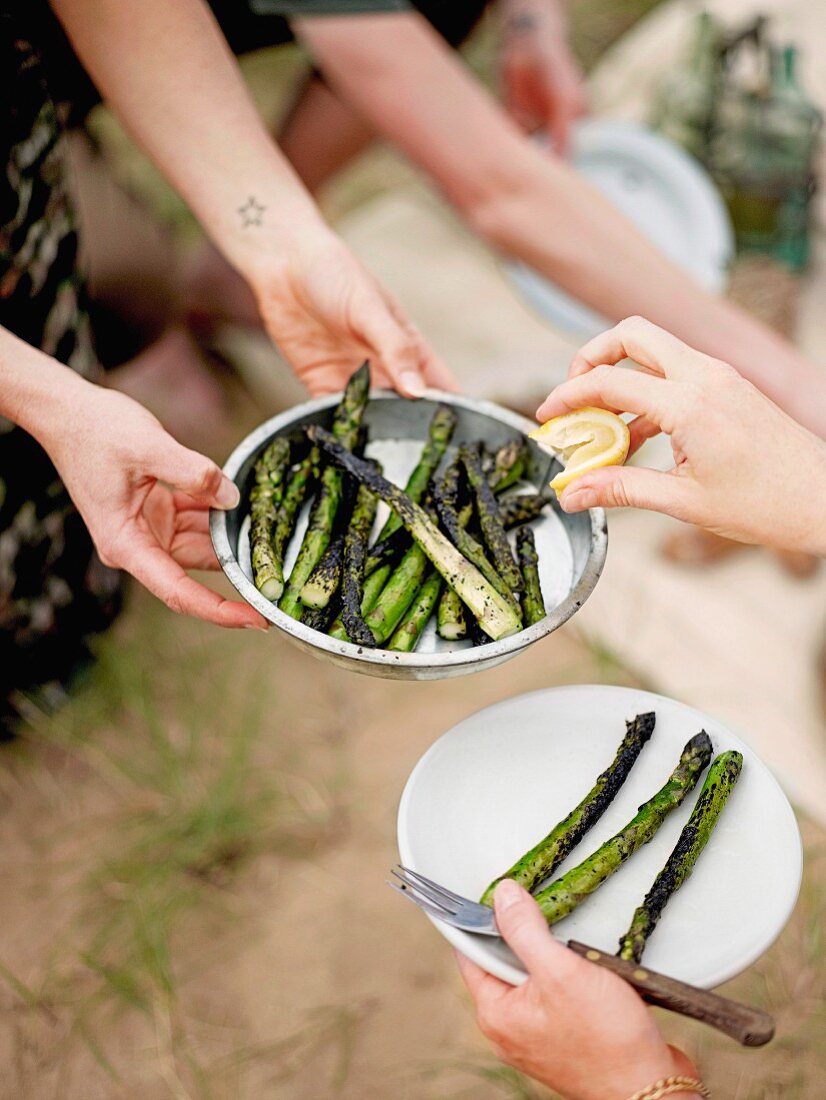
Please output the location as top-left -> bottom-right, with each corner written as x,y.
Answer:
238,196 -> 266,227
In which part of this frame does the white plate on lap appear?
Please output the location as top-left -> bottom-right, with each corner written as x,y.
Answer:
397,685 -> 801,988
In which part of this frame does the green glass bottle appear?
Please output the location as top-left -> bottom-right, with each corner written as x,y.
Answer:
650,11 -> 722,162
713,43 -> 822,270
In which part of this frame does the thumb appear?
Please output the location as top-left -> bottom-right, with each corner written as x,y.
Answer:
559,465 -> 694,521
155,441 -> 240,510
493,880 -> 571,977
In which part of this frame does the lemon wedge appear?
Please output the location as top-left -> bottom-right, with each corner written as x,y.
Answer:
530,407 -> 630,493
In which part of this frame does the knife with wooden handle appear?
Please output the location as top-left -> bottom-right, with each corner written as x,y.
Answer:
567,941 -> 775,1047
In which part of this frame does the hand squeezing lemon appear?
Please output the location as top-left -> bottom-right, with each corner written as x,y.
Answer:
530,408 -> 630,493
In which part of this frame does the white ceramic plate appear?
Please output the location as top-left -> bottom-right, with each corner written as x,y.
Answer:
503,119 -> 734,338
397,685 -> 801,988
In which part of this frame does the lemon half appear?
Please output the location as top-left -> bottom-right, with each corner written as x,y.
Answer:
530,407 -> 630,493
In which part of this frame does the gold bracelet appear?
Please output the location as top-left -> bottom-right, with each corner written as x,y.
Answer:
625,1076 -> 711,1100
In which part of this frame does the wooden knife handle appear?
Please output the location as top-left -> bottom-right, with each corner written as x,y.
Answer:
567,942 -> 775,1047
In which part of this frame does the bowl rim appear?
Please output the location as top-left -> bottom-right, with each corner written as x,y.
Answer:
210,389 -> 608,671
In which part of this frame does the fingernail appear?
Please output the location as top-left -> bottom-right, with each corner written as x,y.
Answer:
401,372 -> 425,398
244,623 -> 269,632
216,478 -> 240,510
494,879 -> 523,910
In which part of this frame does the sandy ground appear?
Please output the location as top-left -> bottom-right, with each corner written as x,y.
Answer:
2,598 -> 825,1099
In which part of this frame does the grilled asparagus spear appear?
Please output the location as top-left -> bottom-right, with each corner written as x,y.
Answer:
435,487 -> 545,640
437,586 -> 467,640
363,541 -> 430,643
618,750 -> 743,963
272,447 -> 318,568
388,570 -> 443,652
533,732 -> 713,924
328,563 -> 390,642
499,492 -> 550,527
362,525 -> 409,576
307,426 -> 522,641
302,600 -> 338,634
249,437 -> 291,600
300,533 -> 345,610
340,480 -> 381,646
489,440 -> 527,493
480,713 -> 656,906
517,526 -> 545,626
435,463 -> 472,639
462,444 -> 523,593
279,363 -> 369,618
370,404 -> 457,550
434,487 -> 522,621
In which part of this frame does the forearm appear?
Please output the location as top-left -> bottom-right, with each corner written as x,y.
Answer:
502,158 -> 826,431
298,15 -> 826,436
49,0 -> 325,279
807,449 -> 826,556
0,326 -> 92,448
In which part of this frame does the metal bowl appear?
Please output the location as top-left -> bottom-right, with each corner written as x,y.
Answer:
210,390 -> 607,680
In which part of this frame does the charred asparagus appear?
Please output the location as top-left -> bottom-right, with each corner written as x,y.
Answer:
307,425 -> 522,641
533,732 -> 713,924
437,586 -> 467,640
340,480 -> 380,646
480,713 -> 656,906
272,447 -> 318,566
388,570 -> 443,652
327,563 -> 390,641
300,533 -> 345,610
435,487 -> 544,639
434,487 -> 522,620
517,526 -> 545,626
362,525 -> 409,576
462,445 -> 523,593
302,601 -> 338,634
279,363 -> 369,618
499,492 -> 550,528
371,404 -> 457,549
489,440 -> 527,493
618,750 -> 743,963
249,436 -> 291,600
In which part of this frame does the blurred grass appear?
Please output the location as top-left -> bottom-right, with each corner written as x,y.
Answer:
2,603 -> 343,1094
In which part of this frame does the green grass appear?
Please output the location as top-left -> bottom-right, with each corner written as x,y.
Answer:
2,602 -> 341,1092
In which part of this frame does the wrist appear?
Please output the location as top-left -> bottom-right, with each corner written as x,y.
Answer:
212,169 -> 329,288
598,1047 -> 701,1100
0,329 -> 95,447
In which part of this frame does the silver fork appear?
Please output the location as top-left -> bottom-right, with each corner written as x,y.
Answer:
390,865 -> 500,934
389,865 -> 775,1048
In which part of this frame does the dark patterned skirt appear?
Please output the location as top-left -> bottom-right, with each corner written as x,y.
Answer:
0,11 -> 122,729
